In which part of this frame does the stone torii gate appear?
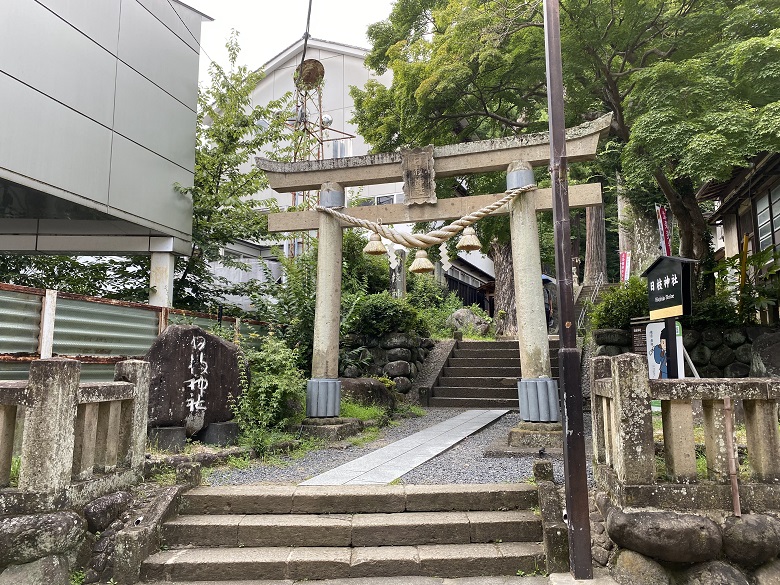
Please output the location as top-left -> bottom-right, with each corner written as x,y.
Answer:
259,114 -> 610,408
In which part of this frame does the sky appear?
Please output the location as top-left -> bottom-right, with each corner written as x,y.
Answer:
181,0 -> 396,84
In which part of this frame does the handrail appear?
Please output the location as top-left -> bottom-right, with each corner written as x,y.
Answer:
576,271 -> 605,330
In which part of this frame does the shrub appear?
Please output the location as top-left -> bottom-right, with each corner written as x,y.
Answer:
346,292 -> 422,336
588,276 -> 648,330
683,292 -> 742,330
232,335 -> 307,451
407,274 -> 464,338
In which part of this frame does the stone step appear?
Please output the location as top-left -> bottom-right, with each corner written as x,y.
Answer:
142,577 -> 549,585
431,387 -> 518,399
180,484 -> 538,516
437,377 -> 518,389
452,349 -> 520,359
162,510 -> 542,548
142,542 -> 545,581
447,357 -> 522,368
443,367 -> 522,378
456,340 -> 519,350
428,397 -> 519,409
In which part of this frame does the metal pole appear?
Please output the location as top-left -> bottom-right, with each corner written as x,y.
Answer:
542,0 -> 593,578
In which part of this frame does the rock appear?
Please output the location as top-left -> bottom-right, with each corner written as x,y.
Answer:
724,362 -> 750,378
746,326 -> 772,343
611,550 -> 671,585
680,560 -> 749,585
393,377 -> 412,393
689,344 -> 712,367
420,337 -> 435,349
386,347 -> 412,362
710,345 -> 736,368
0,512 -> 85,566
755,558 -> 780,585
409,362 -> 418,379
722,514 -> 780,569
379,333 -> 416,350
698,364 -> 723,378
683,329 -> 702,350
0,555 -> 68,585
418,347 -> 428,360
341,365 -> 361,378
591,546 -> 609,567
383,360 -> 411,378
595,345 -> 622,357
751,332 -> 780,377
605,509 -> 722,563
366,364 -> 384,377
145,325 -> 243,436
368,347 -> 388,366
84,492 -> 132,534
592,329 -> 631,347
339,378 -> 396,410
701,329 -> 724,349
723,329 -> 747,347
445,308 -> 490,336
735,343 -> 753,364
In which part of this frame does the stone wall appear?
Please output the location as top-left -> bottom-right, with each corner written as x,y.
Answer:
593,326 -> 779,378
341,333 -> 435,394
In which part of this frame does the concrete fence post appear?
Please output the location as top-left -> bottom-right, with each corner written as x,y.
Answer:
115,360 -> 151,473
590,356 -> 612,466
611,353 -> 654,484
19,358 -> 80,492
743,399 -> 780,482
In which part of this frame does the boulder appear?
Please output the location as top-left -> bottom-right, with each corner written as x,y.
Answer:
339,378 -> 396,410
342,365 -> 362,378
724,362 -> 750,378
751,332 -> 780,377
595,345 -> 623,357
611,550 -> 671,585
0,555 -> 68,585
445,308 -> 490,336
393,377 -> 412,393
0,512 -> 85,566
683,329 -> 702,350
710,345 -> 736,368
368,347 -> 388,366
145,325 -> 243,436
698,364 -> 723,378
689,344 -> 712,367
722,514 -> 780,569
734,344 -> 753,365
755,558 -> 780,585
680,561 -> 749,585
420,337 -> 435,349
723,329 -> 747,348
593,329 -> 631,347
379,333 -> 418,350
605,509 -> 721,563
383,360 -> 411,378
386,347 -> 413,362
701,329 -> 724,349
83,491 -> 132,534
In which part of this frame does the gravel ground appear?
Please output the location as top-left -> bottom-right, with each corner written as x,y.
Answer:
205,408 -> 593,486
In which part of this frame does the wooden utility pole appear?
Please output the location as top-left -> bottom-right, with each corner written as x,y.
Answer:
543,0 -> 593,578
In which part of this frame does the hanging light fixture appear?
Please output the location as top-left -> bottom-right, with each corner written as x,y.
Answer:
456,226 -> 482,252
409,250 -> 435,274
363,232 -> 387,255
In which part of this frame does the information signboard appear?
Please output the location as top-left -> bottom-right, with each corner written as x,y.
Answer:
641,256 -> 696,320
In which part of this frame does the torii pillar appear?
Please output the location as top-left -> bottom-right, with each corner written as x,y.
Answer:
260,114 -> 611,414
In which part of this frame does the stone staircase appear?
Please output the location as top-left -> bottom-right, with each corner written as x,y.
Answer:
141,484 -> 545,582
574,282 -> 617,332
428,340 -> 559,408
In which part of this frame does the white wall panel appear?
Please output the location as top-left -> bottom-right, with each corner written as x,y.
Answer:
135,0 -> 202,53
0,75 -> 112,205
37,0 -> 121,54
118,0 -> 199,109
108,135 -> 193,235
0,1 -> 117,127
320,55 -> 344,112
113,63 -> 196,170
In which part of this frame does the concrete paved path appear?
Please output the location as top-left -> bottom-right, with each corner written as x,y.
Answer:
300,409 -> 509,486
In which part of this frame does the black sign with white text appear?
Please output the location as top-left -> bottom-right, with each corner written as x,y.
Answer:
641,256 -> 695,320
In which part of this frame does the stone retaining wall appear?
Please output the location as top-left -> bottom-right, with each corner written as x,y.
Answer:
341,333 -> 435,394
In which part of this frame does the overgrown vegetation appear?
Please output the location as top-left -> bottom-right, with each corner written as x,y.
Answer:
406,274 -> 465,338
341,400 -> 387,422
9,455 -> 20,487
587,277 -> 648,330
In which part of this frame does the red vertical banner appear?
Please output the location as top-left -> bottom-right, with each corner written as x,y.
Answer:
656,205 -> 672,256
619,251 -> 632,282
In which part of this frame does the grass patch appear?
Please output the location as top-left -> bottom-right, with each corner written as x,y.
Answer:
148,465 -> 177,486
9,455 -> 20,487
348,426 -> 382,447
397,403 -> 426,418
341,400 -> 386,422
69,570 -> 86,585
226,453 -> 252,469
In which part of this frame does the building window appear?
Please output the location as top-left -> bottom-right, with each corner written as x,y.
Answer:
756,185 -> 780,251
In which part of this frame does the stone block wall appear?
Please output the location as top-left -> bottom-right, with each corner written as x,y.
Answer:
593,326 -> 779,378
341,333 -> 435,394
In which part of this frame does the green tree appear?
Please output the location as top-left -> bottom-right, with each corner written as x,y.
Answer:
174,32 -> 292,310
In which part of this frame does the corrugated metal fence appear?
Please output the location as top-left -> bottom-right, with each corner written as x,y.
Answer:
0,283 -> 266,381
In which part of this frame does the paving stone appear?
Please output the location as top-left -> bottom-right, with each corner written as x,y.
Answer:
349,546 -> 421,578
292,485 -> 407,514
238,514 -> 352,547
466,510 -> 542,543
163,514 -> 242,546
405,483 -> 537,512
286,547 -> 352,580
182,485 -> 295,514
352,512 -> 470,546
